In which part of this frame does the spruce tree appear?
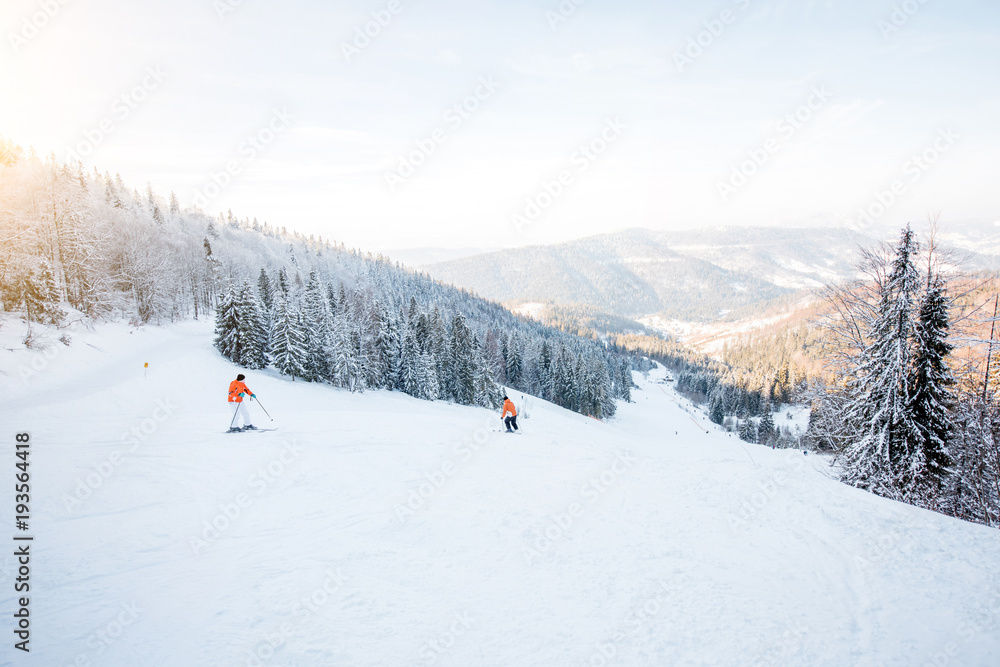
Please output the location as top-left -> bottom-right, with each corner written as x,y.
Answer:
538,341 -> 554,400
270,293 -> 308,379
618,358 -> 632,402
401,330 -> 423,397
420,352 -> 440,401
506,335 -> 523,388
710,395 -> 725,426
301,270 -> 332,382
842,226 -> 923,497
257,268 -> 274,314
330,310 -> 364,392
449,313 -> 475,405
214,281 -> 267,369
910,274 -> 955,494
377,306 -> 401,390
758,407 -> 775,446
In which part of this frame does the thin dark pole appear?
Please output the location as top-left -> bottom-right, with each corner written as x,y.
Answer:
983,295 -> 998,402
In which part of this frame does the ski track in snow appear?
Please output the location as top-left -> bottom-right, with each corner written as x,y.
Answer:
1,319 -> 999,666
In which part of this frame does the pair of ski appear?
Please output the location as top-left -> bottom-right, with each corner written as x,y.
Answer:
226,427 -> 277,434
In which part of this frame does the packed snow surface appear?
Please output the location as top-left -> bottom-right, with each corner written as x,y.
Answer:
2,318 -> 1000,666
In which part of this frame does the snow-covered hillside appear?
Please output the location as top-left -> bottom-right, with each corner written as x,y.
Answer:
2,319 -> 1000,666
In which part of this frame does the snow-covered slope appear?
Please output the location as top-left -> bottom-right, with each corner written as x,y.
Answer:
2,318 -> 999,666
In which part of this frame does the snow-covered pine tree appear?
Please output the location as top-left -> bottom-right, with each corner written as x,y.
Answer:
257,268 -> 274,314
552,347 -> 576,411
269,292 -> 308,379
429,307 -> 449,390
499,333 -> 510,384
276,268 -> 289,296
326,283 -> 338,318
709,394 -> 725,426
758,407 -> 775,446
536,341 -> 553,401
21,260 -> 64,325
407,296 -> 419,329
909,273 -> 955,497
301,270 -> 332,383
449,313 -> 476,405
242,281 -> 268,368
400,330 -> 423,397
739,416 -> 757,443
506,334 -> 523,388
379,305 -> 402,390
363,301 -> 391,389
574,356 -> 587,414
617,358 -> 632,402
330,308 -> 364,392
420,351 -> 440,401
214,281 -> 267,369
473,333 -> 502,408
596,357 -> 616,418
943,394 -> 1000,526
213,285 -> 239,357
841,226 -> 923,498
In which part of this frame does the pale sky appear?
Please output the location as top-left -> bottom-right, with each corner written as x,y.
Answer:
3,0 -> 998,252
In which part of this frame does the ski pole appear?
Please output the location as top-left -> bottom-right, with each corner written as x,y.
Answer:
251,395 -> 274,421
229,402 -> 241,429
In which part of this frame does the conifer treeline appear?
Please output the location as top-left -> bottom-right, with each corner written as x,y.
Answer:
0,141 -> 631,418
214,268 -> 633,416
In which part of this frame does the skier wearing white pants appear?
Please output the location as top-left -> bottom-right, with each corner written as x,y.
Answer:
227,373 -> 257,432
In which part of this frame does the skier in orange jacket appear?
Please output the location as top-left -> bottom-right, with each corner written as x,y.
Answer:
501,395 -> 518,432
227,373 -> 257,432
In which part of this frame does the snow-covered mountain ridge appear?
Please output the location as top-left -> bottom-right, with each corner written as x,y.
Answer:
421,225 -> 1000,324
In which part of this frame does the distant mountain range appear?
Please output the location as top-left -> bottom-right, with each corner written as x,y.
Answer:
382,246 -> 499,267
420,226 -> 1000,323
